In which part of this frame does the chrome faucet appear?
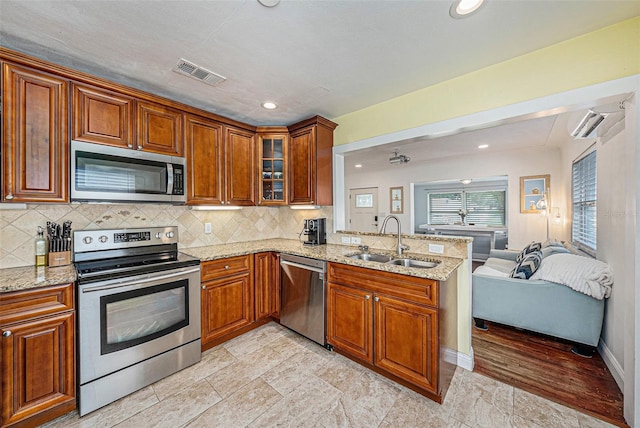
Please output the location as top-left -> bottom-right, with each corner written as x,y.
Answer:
380,215 -> 409,256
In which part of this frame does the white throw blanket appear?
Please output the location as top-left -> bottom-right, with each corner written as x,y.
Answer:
531,254 -> 613,300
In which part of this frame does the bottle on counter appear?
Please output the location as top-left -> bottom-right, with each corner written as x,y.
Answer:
35,226 -> 47,267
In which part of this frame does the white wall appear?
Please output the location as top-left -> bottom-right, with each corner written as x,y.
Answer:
558,99 -> 636,411
345,146 -> 567,249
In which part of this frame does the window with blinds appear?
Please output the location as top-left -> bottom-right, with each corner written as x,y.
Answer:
427,189 -> 506,226
428,192 -> 462,225
572,150 -> 597,255
466,190 -> 506,225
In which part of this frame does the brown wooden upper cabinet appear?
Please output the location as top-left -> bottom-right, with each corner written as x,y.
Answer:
257,128 -> 288,206
224,126 -> 256,206
136,100 -> 184,156
73,84 -> 183,156
287,116 -> 337,206
185,114 -> 224,204
1,62 -> 69,203
185,118 -> 256,206
72,83 -> 134,148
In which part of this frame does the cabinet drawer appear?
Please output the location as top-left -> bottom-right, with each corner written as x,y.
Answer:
327,263 -> 438,307
0,283 -> 74,325
201,255 -> 252,282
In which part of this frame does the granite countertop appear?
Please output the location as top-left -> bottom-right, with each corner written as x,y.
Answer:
337,229 -> 473,243
0,264 -> 77,294
181,238 -> 463,282
418,224 -> 508,232
0,239 -> 463,294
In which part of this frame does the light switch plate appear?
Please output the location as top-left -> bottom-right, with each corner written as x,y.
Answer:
429,243 -> 444,254
341,237 -> 351,244
204,223 -> 212,234
350,237 -> 362,245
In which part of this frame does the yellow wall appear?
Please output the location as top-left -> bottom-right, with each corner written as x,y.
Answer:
332,17 -> 640,146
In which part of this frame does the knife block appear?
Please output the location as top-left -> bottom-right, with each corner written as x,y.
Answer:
48,251 -> 71,267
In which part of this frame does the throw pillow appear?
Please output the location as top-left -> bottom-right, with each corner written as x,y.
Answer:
515,241 -> 542,263
510,250 -> 543,279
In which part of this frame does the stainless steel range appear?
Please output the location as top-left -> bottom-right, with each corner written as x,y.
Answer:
74,226 -> 201,416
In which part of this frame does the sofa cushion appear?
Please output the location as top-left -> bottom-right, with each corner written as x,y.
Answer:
516,241 -> 542,263
510,250 -> 543,279
473,265 -> 510,277
541,245 -> 570,258
483,257 -> 517,274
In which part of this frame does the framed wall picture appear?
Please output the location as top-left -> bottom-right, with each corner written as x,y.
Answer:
390,186 -> 404,214
520,174 -> 550,213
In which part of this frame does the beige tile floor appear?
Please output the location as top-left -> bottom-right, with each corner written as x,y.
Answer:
44,322 -> 617,428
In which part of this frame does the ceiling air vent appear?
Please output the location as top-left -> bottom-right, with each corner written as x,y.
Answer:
172,58 -> 226,87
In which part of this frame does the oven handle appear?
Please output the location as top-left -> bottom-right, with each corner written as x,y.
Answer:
81,267 -> 200,293
280,259 -> 325,274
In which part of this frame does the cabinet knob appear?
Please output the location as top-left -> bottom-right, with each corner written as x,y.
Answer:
310,200 -> 314,204
5,194 -> 13,200
127,144 -> 133,148
365,295 -> 370,300
2,331 -> 11,337
202,285 -> 206,290
374,297 -> 380,302
137,146 -> 143,151
224,265 -> 230,269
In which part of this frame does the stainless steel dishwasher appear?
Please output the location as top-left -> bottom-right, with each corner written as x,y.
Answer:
280,254 -> 327,347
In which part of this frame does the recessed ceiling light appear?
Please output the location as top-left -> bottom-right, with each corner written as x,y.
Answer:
450,0 -> 485,18
262,102 -> 277,110
478,144 -> 489,149
257,0 -> 280,7
355,164 -> 362,168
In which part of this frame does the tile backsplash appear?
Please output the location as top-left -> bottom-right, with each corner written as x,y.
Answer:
0,204 -> 334,269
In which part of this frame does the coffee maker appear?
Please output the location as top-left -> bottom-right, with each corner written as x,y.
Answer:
303,218 -> 326,246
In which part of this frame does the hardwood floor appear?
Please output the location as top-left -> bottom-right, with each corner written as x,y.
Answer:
473,321 -> 626,427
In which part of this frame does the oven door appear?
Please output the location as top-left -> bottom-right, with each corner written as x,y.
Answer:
78,265 -> 201,385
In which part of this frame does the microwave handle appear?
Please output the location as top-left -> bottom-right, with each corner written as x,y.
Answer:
167,163 -> 174,195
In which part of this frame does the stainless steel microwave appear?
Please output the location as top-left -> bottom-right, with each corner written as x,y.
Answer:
71,140 -> 186,204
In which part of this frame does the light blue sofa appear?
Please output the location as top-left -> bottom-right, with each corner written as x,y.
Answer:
472,248 -> 605,355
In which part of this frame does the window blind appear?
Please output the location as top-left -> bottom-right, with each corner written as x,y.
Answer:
466,190 -> 506,225
572,150 -> 597,255
428,192 -> 462,225
427,190 -> 506,226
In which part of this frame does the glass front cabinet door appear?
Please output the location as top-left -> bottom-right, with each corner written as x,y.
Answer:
258,132 -> 288,205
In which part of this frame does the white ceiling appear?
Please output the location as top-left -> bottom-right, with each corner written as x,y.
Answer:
1,0 -> 638,127
342,95 -> 631,173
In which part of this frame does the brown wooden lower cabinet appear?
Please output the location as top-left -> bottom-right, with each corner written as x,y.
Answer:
327,282 -> 373,363
0,283 -> 76,428
254,252 -> 273,321
374,294 -> 438,393
201,255 -> 255,349
327,262 -> 453,402
270,252 -> 281,320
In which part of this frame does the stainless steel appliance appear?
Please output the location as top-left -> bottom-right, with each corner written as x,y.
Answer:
302,217 -> 326,246
74,226 -> 201,416
280,254 -> 327,346
71,140 -> 186,203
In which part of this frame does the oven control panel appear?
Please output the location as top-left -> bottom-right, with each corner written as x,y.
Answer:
74,226 -> 179,254
114,231 -> 151,243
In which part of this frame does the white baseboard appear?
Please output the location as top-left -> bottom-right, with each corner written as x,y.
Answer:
598,338 -> 624,391
455,347 -> 474,371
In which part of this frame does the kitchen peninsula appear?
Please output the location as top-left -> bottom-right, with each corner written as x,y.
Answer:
0,236 -> 464,423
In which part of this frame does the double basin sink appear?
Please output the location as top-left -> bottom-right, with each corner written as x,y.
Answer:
346,252 -> 439,269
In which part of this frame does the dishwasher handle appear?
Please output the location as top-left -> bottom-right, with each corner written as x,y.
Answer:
280,259 -> 325,275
